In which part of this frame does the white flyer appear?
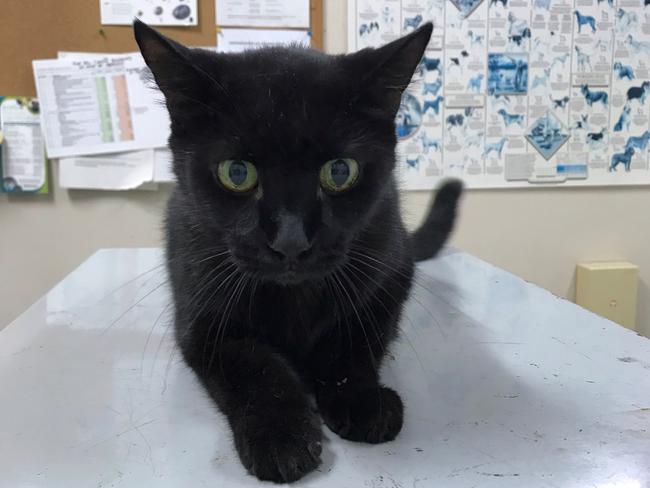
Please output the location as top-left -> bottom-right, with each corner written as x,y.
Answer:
59,150 -> 155,190
100,0 -> 198,25
216,0 -> 310,28
0,97 -> 47,193
217,28 -> 311,52
58,51 -> 139,59
153,147 -> 175,182
33,53 -> 170,159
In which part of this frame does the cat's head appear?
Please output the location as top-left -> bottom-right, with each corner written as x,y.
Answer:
135,20 -> 431,284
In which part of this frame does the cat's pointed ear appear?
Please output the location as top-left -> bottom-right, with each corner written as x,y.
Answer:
344,22 -> 433,115
134,20 -> 214,124
134,19 -> 197,94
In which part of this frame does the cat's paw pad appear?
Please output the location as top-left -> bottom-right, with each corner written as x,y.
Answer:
235,413 -> 322,483
318,386 -> 403,444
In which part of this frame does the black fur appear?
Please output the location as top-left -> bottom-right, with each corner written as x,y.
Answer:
134,20 -> 461,483
412,180 -> 463,261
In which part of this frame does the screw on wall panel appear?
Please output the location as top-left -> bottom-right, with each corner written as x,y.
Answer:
98,28 -> 107,39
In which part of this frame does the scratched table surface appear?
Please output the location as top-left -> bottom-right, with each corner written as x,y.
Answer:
1,248 -> 649,488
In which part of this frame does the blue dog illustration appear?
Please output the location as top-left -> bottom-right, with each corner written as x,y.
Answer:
551,53 -> 570,70
423,96 -> 444,115
613,62 -> 635,80
448,53 -> 469,74
625,131 -> 650,152
616,9 -> 638,35
492,94 -> 511,108
581,85 -> 608,107
405,157 -> 420,169
625,81 -> 650,106
418,133 -> 441,153
423,79 -> 443,96
574,46 -> 592,72
551,96 -> 570,109
359,22 -> 379,36
464,107 -> 477,117
614,106 -> 631,132
446,114 -> 465,129
574,11 -> 596,33
419,56 -> 442,75
468,30 -> 484,46
484,137 -> 508,158
404,14 -> 423,31
497,109 -> 524,127
609,147 -> 634,172
573,114 -> 589,130
586,128 -> 606,146
531,68 -> 551,91
626,34 -> 650,54
507,12 -> 531,46
382,6 -> 394,24
467,74 -> 484,92
531,74 -> 548,90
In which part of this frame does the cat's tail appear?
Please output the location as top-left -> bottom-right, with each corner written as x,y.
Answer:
411,179 -> 463,262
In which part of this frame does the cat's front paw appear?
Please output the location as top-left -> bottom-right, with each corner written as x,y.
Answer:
318,385 -> 403,444
234,410 -> 322,484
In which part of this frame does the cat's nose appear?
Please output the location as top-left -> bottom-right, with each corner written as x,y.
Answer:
268,213 -> 312,260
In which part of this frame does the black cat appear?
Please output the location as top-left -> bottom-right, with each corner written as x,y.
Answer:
134,20 -> 462,483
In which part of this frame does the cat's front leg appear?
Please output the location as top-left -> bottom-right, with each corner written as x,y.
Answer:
316,380 -> 404,444
309,332 -> 404,444
182,336 -> 322,483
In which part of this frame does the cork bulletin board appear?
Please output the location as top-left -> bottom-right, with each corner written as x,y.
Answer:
0,0 -> 324,97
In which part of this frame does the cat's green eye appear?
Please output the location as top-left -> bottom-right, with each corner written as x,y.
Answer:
216,159 -> 258,193
320,158 -> 359,192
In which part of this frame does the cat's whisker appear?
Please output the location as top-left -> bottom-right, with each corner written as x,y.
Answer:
103,277 -> 169,334
349,241 -> 441,287
185,260 -> 234,308
213,274 -> 250,373
247,276 -> 259,324
194,249 -> 231,264
348,244 -> 441,296
344,259 -> 413,326
151,305 -> 175,379
344,259 -> 413,330
95,263 -> 166,305
349,245 -> 424,283
161,341 -> 178,395
141,301 -> 174,378
332,270 -> 379,376
186,261 -> 237,323
338,265 -> 386,357
327,274 -> 354,354
345,261 -> 429,377
200,268 -> 240,373
347,253 -> 446,339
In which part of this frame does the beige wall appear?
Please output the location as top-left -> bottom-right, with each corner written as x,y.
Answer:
2,0 -> 648,338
